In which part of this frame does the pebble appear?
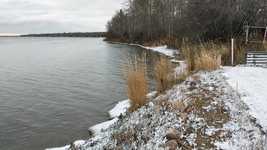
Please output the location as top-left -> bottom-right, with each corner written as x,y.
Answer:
165,140 -> 178,150
166,128 -> 179,140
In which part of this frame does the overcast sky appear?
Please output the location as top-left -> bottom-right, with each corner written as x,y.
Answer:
0,0 -> 125,34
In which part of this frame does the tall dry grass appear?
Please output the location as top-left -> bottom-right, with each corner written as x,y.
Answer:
233,42 -> 246,65
181,43 -> 196,72
154,57 -> 186,94
195,50 -> 221,71
154,57 -> 173,93
182,42 -> 225,72
264,42 -> 267,50
125,55 -> 148,112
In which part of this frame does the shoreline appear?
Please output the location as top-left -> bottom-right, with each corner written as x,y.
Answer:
46,41 -> 180,150
48,41 -> 267,149
85,41 -> 183,137
47,92 -> 157,150
106,40 -> 179,58
48,68 -> 267,150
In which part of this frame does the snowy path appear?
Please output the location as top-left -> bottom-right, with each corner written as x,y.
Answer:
224,66 -> 267,131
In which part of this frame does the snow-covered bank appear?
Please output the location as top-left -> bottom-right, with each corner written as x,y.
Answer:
109,100 -> 130,118
47,41 -> 179,150
224,66 -> 267,131
107,41 -> 179,58
129,44 -> 178,58
46,140 -> 86,150
107,91 -> 158,119
145,45 -> 177,57
47,92 -> 157,150
49,70 -> 267,150
89,91 -> 157,136
46,100 -> 129,150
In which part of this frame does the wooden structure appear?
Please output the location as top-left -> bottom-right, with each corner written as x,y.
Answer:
245,25 -> 267,44
246,51 -> 267,65
244,25 -> 267,65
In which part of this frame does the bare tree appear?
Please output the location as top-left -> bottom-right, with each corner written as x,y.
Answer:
106,0 -> 266,44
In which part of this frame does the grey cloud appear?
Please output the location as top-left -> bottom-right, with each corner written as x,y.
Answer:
0,0 -> 125,34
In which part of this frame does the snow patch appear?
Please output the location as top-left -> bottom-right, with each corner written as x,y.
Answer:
175,61 -> 187,75
224,66 -> 267,131
47,91 -> 158,150
146,91 -> 157,99
109,100 -> 130,118
89,118 -> 119,135
127,43 -> 178,57
108,41 -> 180,58
109,91 -> 156,119
144,45 -> 177,57
45,140 -> 85,150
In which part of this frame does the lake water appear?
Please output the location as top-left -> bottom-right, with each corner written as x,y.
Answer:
0,37 -> 157,150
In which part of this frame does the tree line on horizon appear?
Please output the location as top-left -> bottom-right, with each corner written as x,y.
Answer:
21,32 -> 106,37
106,0 -> 267,46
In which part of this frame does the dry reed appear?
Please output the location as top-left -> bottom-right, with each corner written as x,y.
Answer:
264,42 -> 267,50
182,42 -> 224,72
181,43 -> 196,72
125,55 -> 148,112
195,50 -> 221,71
154,57 -> 179,93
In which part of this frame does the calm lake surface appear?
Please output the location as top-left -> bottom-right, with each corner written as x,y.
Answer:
0,37 -> 157,150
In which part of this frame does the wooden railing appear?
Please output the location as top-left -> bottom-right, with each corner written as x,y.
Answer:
246,51 -> 267,65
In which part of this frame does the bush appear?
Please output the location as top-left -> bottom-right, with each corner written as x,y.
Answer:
125,56 -> 148,112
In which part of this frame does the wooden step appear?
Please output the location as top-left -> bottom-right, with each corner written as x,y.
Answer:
246,51 -> 267,65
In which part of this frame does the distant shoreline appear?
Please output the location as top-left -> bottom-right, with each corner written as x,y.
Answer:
20,32 -> 106,38
0,34 -> 20,37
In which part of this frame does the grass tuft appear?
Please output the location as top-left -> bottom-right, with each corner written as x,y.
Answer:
181,42 -> 196,72
154,57 -> 176,93
181,42 -> 224,72
195,50 -> 221,71
125,55 -> 148,112
264,42 -> 267,50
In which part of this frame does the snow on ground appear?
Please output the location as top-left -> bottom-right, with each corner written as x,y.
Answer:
51,70 -> 265,150
47,92 -> 157,150
89,118 -> 119,135
113,42 -> 178,58
143,45 -> 177,57
47,65 -> 267,150
108,41 -> 181,58
90,91 -> 157,135
45,140 -> 85,150
224,66 -> 267,131
109,100 -> 130,118
108,91 -> 157,120
175,61 -> 187,75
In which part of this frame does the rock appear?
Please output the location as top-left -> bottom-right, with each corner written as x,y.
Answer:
149,102 -> 154,107
166,128 -> 179,140
187,81 -> 197,91
190,81 -> 197,87
88,129 -> 94,137
165,140 -> 178,150
209,86 -> 214,91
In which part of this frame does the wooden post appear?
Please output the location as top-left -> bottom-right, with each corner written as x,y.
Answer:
264,26 -> 267,44
245,25 -> 249,44
231,38 -> 234,66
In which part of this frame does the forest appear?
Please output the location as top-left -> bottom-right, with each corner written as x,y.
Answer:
106,0 -> 267,47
